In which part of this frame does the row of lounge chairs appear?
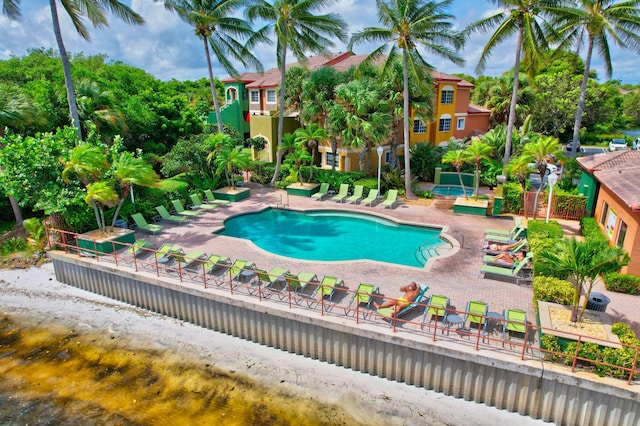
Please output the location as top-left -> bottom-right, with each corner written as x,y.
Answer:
480,220 -> 533,284
312,183 -> 400,209
117,239 -> 528,343
128,191 -> 232,235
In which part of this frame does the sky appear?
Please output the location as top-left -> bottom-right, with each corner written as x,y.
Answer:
1,0 -> 638,85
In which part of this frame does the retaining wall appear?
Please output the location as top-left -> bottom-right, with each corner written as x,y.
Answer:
49,251 -> 639,426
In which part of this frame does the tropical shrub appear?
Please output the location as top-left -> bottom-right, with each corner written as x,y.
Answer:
532,276 -> 574,311
580,217 -> 609,245
0,237 -> 28,255
603,272 -> 640,295
23,218 -> 47,253
501,182 -> 523,213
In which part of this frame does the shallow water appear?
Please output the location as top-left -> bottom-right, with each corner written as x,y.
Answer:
0,315 -> 364,425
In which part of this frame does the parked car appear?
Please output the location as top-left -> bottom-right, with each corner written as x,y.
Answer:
633,138 -> 640,150
609,138 -> 628,151
528,163 -> 560,189
566,140 -> 581,151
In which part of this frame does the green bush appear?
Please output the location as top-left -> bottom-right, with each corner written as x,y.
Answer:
501,182 -> 523,213
527,220 -> 565,278
540,335 -> 563,362
603,272 -> 640,295
527,219 -> 564,239
0,237 -> 28,255
580,217 -> 609,245
250,162 -> 276,184
532,276 -> 574,311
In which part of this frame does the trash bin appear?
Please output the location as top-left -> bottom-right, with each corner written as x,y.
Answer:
114,219 -> 128,229
586,292 -> 610,312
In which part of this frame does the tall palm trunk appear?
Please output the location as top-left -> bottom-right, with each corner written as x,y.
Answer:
504,26 -> 523,167
570,35 -> 594,159
50,0 -> 82,141
402,50 -> 415,199
270,44 -> 288,185
204,37 -> 224,132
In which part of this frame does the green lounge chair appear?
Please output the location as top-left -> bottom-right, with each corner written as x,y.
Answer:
131,213 -> 164,235
203,189 -> 231,206
286,271 -> 317,293
203,254 -> 230,275
421,294 -> 450,327
155,205 -> 188,223
332,183 -> 349,203
316,275 -> 344,302
484,217 -> 523,236
480,252 -> 534,284
227,259 -> 255,284
261,267 -> 290,298
311,183 -> 330,200
377,283 -> 429,322
173,251 -> 207,272
483,238 -> 528,256
189,194 -> 218,211
345,283 -> 379,317
126,239 -> 154,255
483,254 -> 519,268
464,300 -> 489,332
154,243 -> 183,264
502,309 -> 527,346
345,185 -> 364,204
485,226 -> 526,243
380,189 -> 399,209
171,199 -> 201,217
361,189 -> 378,206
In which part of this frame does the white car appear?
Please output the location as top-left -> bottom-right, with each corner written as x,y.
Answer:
609,138 -> 628,151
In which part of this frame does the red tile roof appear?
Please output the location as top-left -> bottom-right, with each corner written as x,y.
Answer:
223,52 -> 476,89
578,150 -> 640,213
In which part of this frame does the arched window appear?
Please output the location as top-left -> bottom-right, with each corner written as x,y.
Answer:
440,85 -> 454,104
227,88 -> 238,102
438,114 -> 452,132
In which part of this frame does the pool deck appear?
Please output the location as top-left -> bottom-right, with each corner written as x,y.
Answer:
134,182 -> 640,338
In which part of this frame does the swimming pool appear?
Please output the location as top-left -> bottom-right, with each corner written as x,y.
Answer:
431,185 -> 473,197
215,209 -> 449,268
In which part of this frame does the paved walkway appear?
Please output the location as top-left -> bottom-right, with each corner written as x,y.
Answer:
133,182 -> 640,338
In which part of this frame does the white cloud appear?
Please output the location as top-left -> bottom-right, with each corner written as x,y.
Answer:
1,0 -> 638,85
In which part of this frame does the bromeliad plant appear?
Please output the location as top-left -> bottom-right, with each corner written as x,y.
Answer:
61,137 -> 160,233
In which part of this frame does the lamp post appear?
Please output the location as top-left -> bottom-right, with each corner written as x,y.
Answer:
546,173 -> 558,223
376,146 -> 383,197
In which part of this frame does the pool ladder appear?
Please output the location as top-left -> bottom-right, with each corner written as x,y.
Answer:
275,194 -> 289,209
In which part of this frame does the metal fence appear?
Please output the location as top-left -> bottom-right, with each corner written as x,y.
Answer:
47,227 -> 639,385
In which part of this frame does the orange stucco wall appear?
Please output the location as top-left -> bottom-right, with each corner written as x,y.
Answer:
594,188 -> 640,276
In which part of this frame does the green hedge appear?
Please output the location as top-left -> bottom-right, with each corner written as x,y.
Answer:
603,272 -> 640,295
540,322 -> 640,379
526,220 -> 566,278
532,276 -> 574,312
501,182 -> 523,214
580,217 -> 609,245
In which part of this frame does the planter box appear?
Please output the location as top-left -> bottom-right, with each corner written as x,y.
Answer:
77,228 -> 136,255
286,182 -> 319,197
212,186 -> 250,202
453,197 -> 488,216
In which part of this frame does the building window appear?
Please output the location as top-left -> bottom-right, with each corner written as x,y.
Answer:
438,118 -> 451,132
250,90 -> 259,103
616,221 -> 627,248
266,89 -> 276,103
325,152 -> 338,168
413,119 -> 426,133
457,117 -> 465,130
600,202 -> 609,226
605,208 -> 617,240
441,89 -> 453,104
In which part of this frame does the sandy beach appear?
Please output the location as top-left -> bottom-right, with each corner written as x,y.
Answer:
0,262 -> 551,425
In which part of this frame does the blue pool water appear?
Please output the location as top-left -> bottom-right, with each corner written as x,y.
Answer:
215,209 -> 448,267
431,185 -> 473,197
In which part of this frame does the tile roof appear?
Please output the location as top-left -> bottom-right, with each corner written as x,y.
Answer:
577,150 -> 640,213
223,52 -> 476,89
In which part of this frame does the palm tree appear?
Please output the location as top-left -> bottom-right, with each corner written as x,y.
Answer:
0,84 -> 43,226
463,139 -> 493,198
442,149 -> 469,199
504,154 -> 532,215
84,181 -> 119,232
163,0 -> 265,132
1,0 -> 20,19
538,238 -> 629,322
349,0 -> 464,199
294,123 -> 326,182
550,0 -> 640,157
520,135 -> 564,217
207,132 -> 251,189
46,0 -> 144,140
247,0 -> 347,186
110,151 -> 160,228
61,144 -> 108,186
465,0 -> 556,167
286,141 -> 313,183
